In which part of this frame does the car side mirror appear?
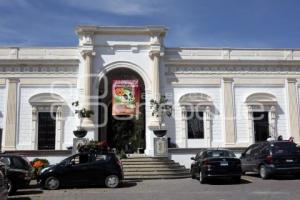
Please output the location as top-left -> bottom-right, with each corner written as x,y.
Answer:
190,157 -> 195,160
240,153 -> 246,158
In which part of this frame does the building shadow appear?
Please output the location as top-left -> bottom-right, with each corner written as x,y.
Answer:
196,177 -> 251,185
245,173 -> 299,180
272,175 -> 299,180
60,180 -> 141,190
11,189 -> 43,196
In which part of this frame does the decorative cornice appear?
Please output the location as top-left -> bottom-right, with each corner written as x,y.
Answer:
166,65 -> 300,75
0,65 -> 78,74
165,59 -> 300,66
75,25 -> 168,36
0,59 -> 79,66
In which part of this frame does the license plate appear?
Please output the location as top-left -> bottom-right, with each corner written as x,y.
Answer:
286,159 -> 294,163
220,161 -> 229,166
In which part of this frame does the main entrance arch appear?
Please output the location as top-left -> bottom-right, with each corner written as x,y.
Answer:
98,67 -> 146,153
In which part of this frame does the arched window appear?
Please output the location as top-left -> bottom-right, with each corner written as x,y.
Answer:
245,93 -> 277,143
29,93 -> 65,150
179,93 -> 213,148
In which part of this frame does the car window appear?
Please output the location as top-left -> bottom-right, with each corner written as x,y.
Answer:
70,154 -> 90,165
90,154 -> 109,162
250,144 -> 263,155
0,157 -> 11,166
245,144 -> 258,156
271,142 -> 299,155
206,150 -> 236,158
12,157 -> 26,169
260,146 -> 270,155
245,147 -> 252,156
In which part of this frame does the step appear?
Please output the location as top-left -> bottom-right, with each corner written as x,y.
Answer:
121,158 -> 170,162
126,154 -> 148,158
121,161 -> 175,165
123,167 -> 186,172
124,171 -> 190,175
122,164 -> 181,168
124,174 -> 191,180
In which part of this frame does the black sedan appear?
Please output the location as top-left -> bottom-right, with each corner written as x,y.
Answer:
38,152 -> 123,189
0,155 -> 32,195
190,149 -> 242,184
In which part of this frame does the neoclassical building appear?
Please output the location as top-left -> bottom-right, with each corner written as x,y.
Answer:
1,25 -> 300,162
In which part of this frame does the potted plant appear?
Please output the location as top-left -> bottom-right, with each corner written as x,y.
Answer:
150,95 -> 172,137
78,140 -> 109,153
72,101 -> 94,138
31,158 -> 49,180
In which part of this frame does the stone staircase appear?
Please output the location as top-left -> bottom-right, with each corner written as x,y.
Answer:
121,156 -> 190,180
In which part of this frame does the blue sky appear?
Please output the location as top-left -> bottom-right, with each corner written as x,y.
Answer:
0,0 -> 300,48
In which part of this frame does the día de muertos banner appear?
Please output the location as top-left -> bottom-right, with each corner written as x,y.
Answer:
112,80 -> 140,116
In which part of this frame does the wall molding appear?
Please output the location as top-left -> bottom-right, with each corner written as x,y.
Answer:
166,65 -> 300,75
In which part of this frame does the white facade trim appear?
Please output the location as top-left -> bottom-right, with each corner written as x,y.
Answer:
29,93 -> 66,150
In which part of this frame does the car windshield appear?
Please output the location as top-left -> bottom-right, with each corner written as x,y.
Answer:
206,150 -> 236,158
271,142 -> 299,155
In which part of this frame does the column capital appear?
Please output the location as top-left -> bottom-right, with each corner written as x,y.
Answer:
287,78 -> 297,83
223,77 -> 234,83
81,49 -> 96,58
7,78 -> 19,83
149,50 -> 164,59
78,32 -> 94,46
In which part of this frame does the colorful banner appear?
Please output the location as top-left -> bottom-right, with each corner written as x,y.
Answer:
112,80 -> 140,116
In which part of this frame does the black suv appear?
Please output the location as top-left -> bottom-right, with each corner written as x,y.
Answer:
0,161 -> 8,200
240,141 -> 300,179
0,155 -> 32,195
38,152 -> 123,189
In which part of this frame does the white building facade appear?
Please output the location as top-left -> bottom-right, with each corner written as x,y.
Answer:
1,26 -> 300,162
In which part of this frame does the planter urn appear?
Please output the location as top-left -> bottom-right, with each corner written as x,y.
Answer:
73,129 -> 87,138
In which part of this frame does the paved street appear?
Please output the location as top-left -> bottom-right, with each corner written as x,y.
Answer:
8,175 -> 300,200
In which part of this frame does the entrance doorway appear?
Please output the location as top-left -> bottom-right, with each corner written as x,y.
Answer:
38,112 -> 56,150
99,68 -> 145,153
253,112 -> 269,142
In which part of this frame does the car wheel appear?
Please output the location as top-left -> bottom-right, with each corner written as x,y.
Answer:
259,165 -> 270,179
105,175 -> 119,188
199,170 -> 207,184
7,178 -> 16,195
44,176 -> 60,190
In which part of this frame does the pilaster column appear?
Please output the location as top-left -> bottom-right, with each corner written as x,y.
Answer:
81,50 -> 96,128
149,51 -> 160,101
205,106 -> 212,147
31,106 -> 38,150
181,106 -> 188,148
247,106 -> 254,143
286,78 -> 300,142
149,50 -> 162,127
55,106 -> 63,150
269,106 -> 277,139
3,78 -> 19,150
223,78 -> 236,146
